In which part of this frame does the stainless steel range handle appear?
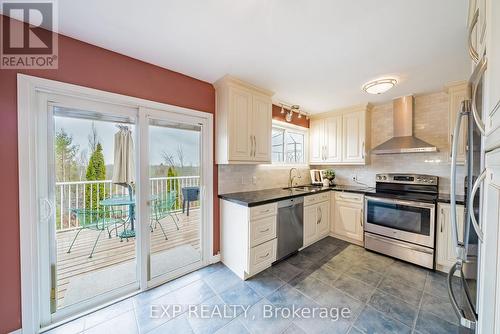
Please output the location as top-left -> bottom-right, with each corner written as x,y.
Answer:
450,102 -> 468,261
447,261 -> 477,330
365,196 -> 435,209
468,8 -> 480,63
468,169 -> 486,242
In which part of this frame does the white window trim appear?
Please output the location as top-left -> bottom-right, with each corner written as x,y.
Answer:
271,120 -> 309,167
17,74 -> 216,333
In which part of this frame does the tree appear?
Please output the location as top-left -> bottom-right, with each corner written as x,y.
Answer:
166,166 -> 181,209
85,143 -> 107,210
161,150 -> 176,167
55,129 -> 79,182
176,145 -> 185,168
88,122 -> 99,153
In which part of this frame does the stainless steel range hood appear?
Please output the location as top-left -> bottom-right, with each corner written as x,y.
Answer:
372,95 -> 438,154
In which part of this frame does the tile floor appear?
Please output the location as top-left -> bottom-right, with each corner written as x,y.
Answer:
45,237 -> 461,334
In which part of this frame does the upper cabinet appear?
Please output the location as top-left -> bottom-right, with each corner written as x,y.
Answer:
484,0 -> 500,150
214,76 -> 273,164
309,104 -> 370,165
446,82 -> 470,164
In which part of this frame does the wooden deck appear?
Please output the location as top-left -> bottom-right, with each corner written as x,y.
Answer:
55,209 -> 200,308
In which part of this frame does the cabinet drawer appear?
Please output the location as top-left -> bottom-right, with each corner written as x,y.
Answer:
304,192 -> 330,206
249,203 -> 277,219
248,238 -> 277,275
334,192 -> 363,204
250,215 -> 277,247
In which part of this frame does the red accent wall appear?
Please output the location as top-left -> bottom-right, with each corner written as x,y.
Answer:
0,15 -> 217,333
272,104 -> 310,128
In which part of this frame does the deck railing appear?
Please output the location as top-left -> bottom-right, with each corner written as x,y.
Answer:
55,176 -> 200,231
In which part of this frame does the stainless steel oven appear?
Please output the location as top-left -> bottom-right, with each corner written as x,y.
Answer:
364,196 -> 435,248
364,173 -> 438,269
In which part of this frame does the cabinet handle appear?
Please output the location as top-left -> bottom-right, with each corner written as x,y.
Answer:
440,208 -> 444,233
253,135 -> 257,157
468,8 -> 480,64
360,211 -> 363,227
317,207 -> 322,224
362,142 -> 365,159
450,134 -> 453,158
260,252 -> 270,259
260,228 -> 270,233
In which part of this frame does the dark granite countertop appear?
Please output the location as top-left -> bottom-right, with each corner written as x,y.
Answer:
437,193 -> 466,205
218,185 -> 375,207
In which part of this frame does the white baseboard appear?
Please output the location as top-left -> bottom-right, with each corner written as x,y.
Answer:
10,328 -> 22,334
209,253 -> 221,264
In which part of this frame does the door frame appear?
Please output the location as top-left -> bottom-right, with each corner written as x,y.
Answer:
17,74 -> 214,333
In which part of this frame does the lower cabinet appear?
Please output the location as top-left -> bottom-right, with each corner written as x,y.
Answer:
330,192 -> 364,246
435,203 -> 464,273
303,193 -> 330,247
220,200 -> 277,279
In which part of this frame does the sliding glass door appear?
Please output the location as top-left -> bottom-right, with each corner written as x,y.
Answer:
34,91 -> 212,328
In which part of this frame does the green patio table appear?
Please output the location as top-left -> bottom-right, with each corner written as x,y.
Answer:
100,196 -> 136,239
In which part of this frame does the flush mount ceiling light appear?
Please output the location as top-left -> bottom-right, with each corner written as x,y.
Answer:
362,78 -> 398,95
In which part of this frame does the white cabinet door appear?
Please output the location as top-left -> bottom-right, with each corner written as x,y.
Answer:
316,201 -> 330,239
333,201 -> 363,242
436,203 -> 464,272
252,94 -> 272,162
478,149 -> 500,334
484,0 -> 500,150
342,111 -> 365,163
309,119 -> 324,163
303,205 -> 318,247
228,87 -> 253,161
324,116 -> 342,163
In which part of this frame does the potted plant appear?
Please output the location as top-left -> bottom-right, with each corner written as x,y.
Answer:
323,169 -> 336,186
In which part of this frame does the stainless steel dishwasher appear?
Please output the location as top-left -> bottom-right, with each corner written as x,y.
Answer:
276,197 -> 304,262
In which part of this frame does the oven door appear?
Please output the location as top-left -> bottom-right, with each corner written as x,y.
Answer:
364,196 -> 435,248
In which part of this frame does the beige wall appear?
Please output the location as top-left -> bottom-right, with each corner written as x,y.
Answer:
218,90 -> 466,195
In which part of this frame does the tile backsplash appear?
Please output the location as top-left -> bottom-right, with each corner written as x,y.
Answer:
218,90 -> 466,195
313,91 -> 466,194
218,165 -> 311,194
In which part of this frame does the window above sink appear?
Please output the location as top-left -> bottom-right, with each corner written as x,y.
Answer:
271,120 -> 309,166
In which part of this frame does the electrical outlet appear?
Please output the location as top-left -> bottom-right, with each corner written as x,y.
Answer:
352,175 -> 358,181
252,175 -> 257,185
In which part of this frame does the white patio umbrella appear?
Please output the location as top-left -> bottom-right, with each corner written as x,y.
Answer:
112,125 -> 135,198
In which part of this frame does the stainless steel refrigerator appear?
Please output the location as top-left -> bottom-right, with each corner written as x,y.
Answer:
449,56 -> 487,333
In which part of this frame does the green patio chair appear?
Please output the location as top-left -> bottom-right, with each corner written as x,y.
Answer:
150,192 -> 180,240
68,208 -> 127,258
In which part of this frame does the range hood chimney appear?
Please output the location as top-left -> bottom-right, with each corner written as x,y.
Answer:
371,95 -> 438,154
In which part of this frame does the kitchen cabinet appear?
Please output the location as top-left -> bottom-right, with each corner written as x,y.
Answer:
478,148 -> 500,334
447,82 -> 470,165
214,75 -> 273,164
309,116 -> 342,164
330,192 -> 364,246
435,203 -> 464,273
303,192 -> 330,247
220,200 -> 277,279
342,110 -> 366,163
309,104 -> 370,165
484,0 -> 500,150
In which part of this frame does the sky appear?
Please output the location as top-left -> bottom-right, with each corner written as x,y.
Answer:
55,116 -> 200,166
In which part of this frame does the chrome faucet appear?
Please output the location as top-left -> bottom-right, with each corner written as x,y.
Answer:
289,168 -> 301,188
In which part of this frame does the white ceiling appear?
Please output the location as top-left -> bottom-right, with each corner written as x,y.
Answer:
15,0 -> 472,113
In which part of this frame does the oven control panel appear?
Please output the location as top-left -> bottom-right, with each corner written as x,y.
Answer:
375,173 -> 438,186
